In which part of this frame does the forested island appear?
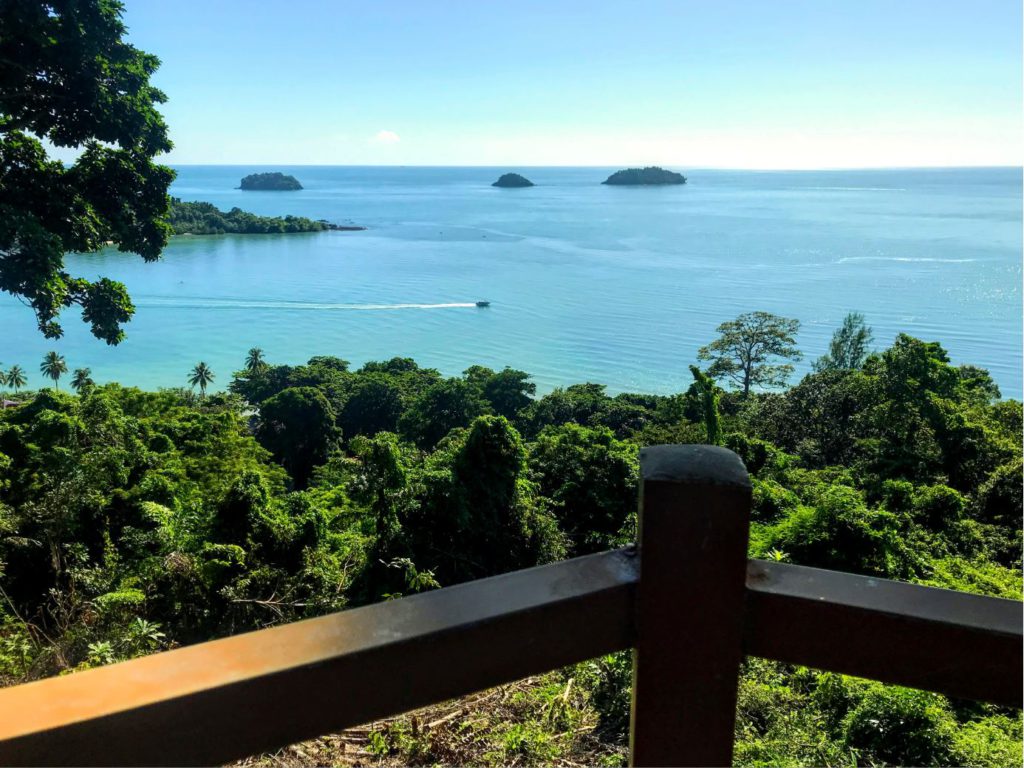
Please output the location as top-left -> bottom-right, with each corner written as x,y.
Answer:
602,166 -> 687,185
492,172 -> 535,188
168,199 -> 364,235
1,313 -> 1019,767
238,172 -> 303,191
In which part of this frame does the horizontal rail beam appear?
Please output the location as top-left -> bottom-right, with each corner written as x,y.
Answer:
0,550 -> 639,767
744,560 -> 1023,707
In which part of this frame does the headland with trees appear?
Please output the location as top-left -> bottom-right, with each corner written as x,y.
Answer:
167,199 -> 364,236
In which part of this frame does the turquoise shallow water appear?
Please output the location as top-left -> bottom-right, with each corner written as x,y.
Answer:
2,166 -> 1021,398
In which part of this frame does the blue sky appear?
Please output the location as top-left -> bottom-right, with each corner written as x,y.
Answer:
118,0 -> 1021,167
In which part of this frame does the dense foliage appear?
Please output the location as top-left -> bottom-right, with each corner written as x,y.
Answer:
168,199 -> 330,235
238,172 -> 303,191
602,166 -> 687,185
0,319 -> 1020,766
0,0 -> 174,344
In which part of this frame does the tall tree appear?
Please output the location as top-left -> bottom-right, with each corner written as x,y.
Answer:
39,351 -> 67,389
698,311 -> 801,397
464,365 -> 536,420
349,432 -> 410,538
339,374 -> 405,439
245,347 -> 267,375
689,365 -> 722,445
409,416 -> 561,583
7,365 -> 26,393
256,387 -> 340,488
529,423 -> 638,555
189,362 -> 214,397
398,379 -> 487,448
211,470 -> 272,546
814,312 -> 873,372
71,367 -> 94,393
0,0 -> 174,344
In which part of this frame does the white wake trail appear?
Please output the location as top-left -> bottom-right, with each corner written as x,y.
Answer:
837,256 -> 976,264
137,298 -> 479,311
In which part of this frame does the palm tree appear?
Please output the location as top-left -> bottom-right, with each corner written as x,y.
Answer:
40,352 -> 68,390
71,367 -> 95,393
245,347 -> 267,375
7,366 -> 26,394
189,362 -> 214,398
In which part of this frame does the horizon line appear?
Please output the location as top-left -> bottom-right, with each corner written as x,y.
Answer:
163,163 -> 1024,171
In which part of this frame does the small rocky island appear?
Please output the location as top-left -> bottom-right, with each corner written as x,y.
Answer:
492,172 -> 534,188
239,172 -> 303,191
602,166 -> 686,185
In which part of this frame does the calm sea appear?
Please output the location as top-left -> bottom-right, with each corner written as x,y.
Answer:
2,166 -> 1021,399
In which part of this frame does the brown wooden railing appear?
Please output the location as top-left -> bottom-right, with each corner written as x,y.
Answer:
0,445 -> 1020,767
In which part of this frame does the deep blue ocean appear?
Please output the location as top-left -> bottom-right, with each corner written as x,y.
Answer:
2,166 -> 1021,398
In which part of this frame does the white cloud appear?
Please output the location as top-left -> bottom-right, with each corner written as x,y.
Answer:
369,130 -> 401,145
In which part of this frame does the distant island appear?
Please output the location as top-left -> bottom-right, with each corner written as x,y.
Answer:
238,172 -> 303,191
602,166 -> 686,185
492,172 -> 534,188
168,199 -> 364,235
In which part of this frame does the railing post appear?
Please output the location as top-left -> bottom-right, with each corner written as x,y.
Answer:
630,445 -> 752,768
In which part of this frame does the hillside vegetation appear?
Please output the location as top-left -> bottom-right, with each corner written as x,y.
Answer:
0,317 -> 1020,766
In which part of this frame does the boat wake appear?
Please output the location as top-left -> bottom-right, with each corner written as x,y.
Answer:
803,186 -> 907,192
837,256 -> 977,264
137,298 -> 478,311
